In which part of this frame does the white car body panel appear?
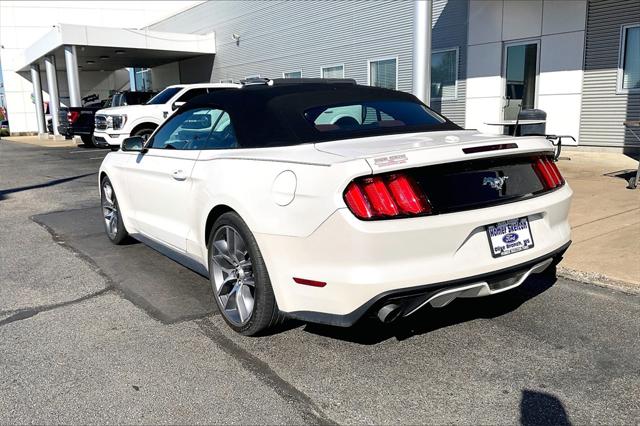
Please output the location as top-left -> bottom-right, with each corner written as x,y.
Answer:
256,184 -> 571,316
100,126 -> 572,323
121,149 -> 200,251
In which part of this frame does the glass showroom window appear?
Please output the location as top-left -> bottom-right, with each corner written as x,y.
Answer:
283,70 -> 302,79
619,25 -> 640,92
431,49 -> 458,100
321,65 -> 344,79
134,68 -> 152,92
369,58 -> 397,90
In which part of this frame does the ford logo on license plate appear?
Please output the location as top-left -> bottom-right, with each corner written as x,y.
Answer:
502,233 -> 519,244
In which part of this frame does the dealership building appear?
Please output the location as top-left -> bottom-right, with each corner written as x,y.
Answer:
1,0 -> 638,150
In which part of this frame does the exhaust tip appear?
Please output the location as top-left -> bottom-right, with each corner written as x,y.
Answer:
377,303 -> 402,324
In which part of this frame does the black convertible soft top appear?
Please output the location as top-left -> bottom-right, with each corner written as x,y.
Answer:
181,83 -> 461,148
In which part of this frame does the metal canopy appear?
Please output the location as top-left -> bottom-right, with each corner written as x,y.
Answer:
17,23 -> 215,72
38,45 -> 209,72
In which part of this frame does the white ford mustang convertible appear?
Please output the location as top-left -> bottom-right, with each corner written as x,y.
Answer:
99,79 -> 572,335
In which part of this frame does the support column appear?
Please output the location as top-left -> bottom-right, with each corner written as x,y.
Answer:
44,55 -> 61,137
412,0 -> 432,105
64,45 -> 81,107
30,64 -> 47,136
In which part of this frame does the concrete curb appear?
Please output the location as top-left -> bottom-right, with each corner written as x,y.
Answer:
557,266 -> 640,295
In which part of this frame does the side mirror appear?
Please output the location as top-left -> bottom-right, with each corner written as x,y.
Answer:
121,136 -> 146,153
172,101 -> 185,111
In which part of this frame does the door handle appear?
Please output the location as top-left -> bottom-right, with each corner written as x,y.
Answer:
171,169 -> 187,181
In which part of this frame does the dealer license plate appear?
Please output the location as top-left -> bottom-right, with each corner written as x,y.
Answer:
486,217 -> 534,258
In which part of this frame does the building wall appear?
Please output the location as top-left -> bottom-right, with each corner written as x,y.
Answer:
579,0 -> 640,148
149,2 -> 414,89
0,0 -> 200,133
465,0 -> 587,143
431,0 -> 468,125
149,0 -> 468,126
150,63 -> 181,92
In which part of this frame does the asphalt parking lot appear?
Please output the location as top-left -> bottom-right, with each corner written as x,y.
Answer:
1,140 -> 639,424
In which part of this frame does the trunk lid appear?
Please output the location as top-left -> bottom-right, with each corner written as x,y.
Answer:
314,130 -> 555,172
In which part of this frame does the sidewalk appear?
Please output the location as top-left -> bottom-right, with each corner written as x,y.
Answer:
557,151 -> 640,290
0,135 -> 78,148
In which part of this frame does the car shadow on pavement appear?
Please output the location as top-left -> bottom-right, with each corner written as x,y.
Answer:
520,389 -> 572,425
302,269 -> 558,345
0,172 -> 96,201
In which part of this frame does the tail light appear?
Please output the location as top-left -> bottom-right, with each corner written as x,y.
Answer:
532,156 -> 564,189
68,111 -> 80,124
344,172 -> 431,220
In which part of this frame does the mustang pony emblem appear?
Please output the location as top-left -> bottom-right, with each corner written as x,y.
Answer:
483,176 -> 509,191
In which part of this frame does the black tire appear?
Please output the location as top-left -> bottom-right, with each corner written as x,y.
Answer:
132,125 -> 156,139
100,176 -> 129,245
207,212 -> 284,336
80,135 -> 95,147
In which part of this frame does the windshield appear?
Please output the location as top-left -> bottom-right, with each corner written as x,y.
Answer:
146,87 -> 181,105
305,101 -> 445,134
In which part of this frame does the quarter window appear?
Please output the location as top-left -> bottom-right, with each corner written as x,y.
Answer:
202,111 -> 238,150
149,108 -> 237,150
368,58 -> 397,90
431,48 -> 458,100
321,65 -> 344,79
619,25 -> 640,91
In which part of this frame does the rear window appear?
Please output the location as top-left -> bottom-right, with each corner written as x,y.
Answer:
305,100 -> 445,134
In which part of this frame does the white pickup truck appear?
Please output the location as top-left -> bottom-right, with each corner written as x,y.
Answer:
93,83 -> 240,148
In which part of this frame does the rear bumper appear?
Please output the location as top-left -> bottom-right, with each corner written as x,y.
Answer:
256,183 -> 572,323
287,241 -> 569,327
72,127 -> 94,136
57,127 -> 92,138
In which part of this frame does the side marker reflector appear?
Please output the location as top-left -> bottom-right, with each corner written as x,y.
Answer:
293,277 -> 327,287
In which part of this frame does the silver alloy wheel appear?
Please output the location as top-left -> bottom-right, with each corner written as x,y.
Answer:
102,181 -> 118,239
210,225 -> 255,326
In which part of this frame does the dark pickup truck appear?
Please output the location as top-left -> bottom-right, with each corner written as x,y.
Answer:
58,91 -> 156,147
